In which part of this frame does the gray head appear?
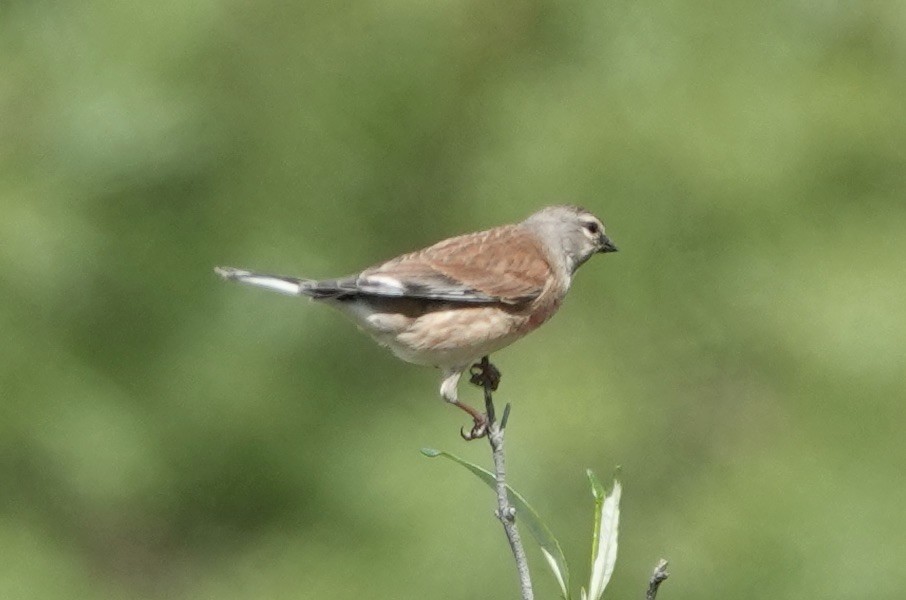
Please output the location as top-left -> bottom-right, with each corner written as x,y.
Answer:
522,205 -> 617,273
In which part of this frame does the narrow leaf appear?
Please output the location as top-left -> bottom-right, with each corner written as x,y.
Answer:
586,469 -> 606,565
586,474 -> 621,600
421,448 -> 571,599
542,548 -> 568,597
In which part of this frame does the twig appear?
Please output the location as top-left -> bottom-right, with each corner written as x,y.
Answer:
475,357 -> 534,600
646,559 -> 669,600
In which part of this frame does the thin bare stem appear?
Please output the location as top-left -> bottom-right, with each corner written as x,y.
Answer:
646,559 -> 670,600
475,356 -> 533,600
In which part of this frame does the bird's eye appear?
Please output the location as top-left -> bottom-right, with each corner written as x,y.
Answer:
583,221 -> 600,235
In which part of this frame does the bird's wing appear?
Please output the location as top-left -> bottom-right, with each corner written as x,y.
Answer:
348,225 -> 553,304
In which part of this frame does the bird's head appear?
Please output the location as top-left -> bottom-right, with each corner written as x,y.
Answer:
524,205 -> 617,274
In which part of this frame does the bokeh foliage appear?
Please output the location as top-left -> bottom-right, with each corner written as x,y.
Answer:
2,1 -> 905,598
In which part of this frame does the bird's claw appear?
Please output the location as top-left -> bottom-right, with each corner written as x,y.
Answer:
469,359 -> 501,391
460,417 -> 489,441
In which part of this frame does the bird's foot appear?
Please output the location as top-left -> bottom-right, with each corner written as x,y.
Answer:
469,357 -> 501,392
460,414 -> 489,441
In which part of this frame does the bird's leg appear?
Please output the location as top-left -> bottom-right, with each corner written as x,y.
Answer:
456,401 -> 490,441
459,356 -> 501,440
469,356 -> 501,391
441,369 -> 488,440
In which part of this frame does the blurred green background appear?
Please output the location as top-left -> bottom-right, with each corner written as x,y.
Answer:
2,1 -> 905,598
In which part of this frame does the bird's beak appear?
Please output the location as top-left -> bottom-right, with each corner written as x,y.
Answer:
598,234 -> 618,253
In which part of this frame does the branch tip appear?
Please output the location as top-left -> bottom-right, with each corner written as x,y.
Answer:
501,402 -> 512,429
645,559 -> 670,600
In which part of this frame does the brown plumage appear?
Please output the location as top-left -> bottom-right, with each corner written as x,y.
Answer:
364,225 -> 553,304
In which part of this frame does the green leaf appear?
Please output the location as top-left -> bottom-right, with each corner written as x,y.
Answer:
587,469 -> 607,501
421,448 -> 571,599
585,472 -> 621,600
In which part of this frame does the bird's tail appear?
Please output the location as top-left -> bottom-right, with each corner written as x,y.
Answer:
214,266 -> 317,297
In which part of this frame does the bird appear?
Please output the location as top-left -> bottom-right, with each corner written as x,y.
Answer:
215,205 -> 617,439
